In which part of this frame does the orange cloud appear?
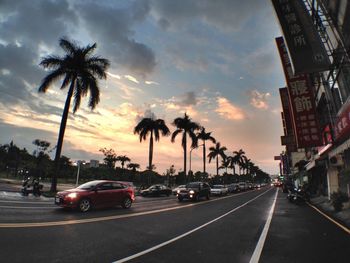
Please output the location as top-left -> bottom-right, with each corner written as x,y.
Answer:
215,97 -> 245,120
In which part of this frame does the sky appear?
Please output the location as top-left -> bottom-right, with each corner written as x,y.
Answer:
0,0 -> 286,176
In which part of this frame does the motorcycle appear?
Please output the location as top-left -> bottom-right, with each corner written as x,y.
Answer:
287,186 -> 309,204
21,177 -> 43,197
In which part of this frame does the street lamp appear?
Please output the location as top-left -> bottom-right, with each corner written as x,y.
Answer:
76,160 -> 83,186
189,144 -> 204,174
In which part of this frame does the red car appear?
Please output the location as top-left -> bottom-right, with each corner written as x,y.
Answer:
55,180 -> 135,212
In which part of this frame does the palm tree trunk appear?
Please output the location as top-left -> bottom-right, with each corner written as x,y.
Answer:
51,80 -> 75,192
216,156 -> 219,177
183,133 -> 187,182
203,141 -> 206,174
148,131 -> 153,185
149,131 -> 153,170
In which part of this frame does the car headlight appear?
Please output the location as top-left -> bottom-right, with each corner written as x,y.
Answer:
67,193 -> 77,199
177,190 -> 180,194
189,190 -> 195,194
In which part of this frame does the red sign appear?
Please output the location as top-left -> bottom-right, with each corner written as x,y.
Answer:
276,37 -> 323,148
334,103 -> 350,141
279,87 -> 297,152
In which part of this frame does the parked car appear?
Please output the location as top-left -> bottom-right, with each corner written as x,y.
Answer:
177,182 -> 211,201
55,180 -> 135,212
247,182 -> 253,190
227,183 -> 240,193
238,182 -> 248,191
140,184 -> 172,197
211,185 -> 229,196
172,185 -> 186,195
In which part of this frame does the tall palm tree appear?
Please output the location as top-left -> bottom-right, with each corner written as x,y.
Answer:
116,155 -> 130,169
39,38 -> 109,192
134,118 -> 170,171
196,127 -> 216,174
171,113 -> 200,181
232,149 -> 246,175
208,142 -> 227,177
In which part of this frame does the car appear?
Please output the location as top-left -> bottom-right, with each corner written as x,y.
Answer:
140,184 -> 172,197
177,182 -> 211,201
210,185 -> 229,196
238,182 -> 248,191
172,185 -> 186,195
227,183 -> 239,193
55,180 -> 135,212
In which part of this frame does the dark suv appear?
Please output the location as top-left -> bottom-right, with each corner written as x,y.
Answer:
177,182 -> 211,201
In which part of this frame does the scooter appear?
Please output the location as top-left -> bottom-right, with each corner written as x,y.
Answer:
287,186 -> 309,204
21,177 -> 43,197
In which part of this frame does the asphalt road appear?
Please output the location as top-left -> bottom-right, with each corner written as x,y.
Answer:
0,187 -> 349,263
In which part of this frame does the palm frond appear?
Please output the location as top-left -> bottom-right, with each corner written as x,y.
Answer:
39,56 -> 63,69
38,69 -> 64,93
59,38 -> 77,55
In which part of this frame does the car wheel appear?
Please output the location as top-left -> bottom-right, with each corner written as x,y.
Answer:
121,197 -> 132,209
178,196 -> 183,202
196,194 -> 200,202
78,198 -> 91,212
206,194 -> 210,200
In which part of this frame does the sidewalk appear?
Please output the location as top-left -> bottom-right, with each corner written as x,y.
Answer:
0,178 -> 75,192
310,195 -> 350,229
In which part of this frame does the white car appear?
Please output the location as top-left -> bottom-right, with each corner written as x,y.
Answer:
210,185 -> 229,196
172,185 -> 186,195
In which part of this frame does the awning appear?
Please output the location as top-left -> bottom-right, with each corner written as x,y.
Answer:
306,160 -> 316,171
318,143 -> 333,156
329,137 -> 350,158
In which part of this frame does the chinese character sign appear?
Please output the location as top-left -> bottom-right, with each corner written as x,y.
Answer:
276,37 -> 323,148
271,0 -> 330,74
334,103 -> 350,141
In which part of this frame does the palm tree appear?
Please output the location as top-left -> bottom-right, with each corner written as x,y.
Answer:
134,118 -> 170,171
127,163 -> 140,171
208,142 -> 227,177
196,127 -> 216,174
39,38 -> 110,192
171,113 -> 200,181
232,149 -> 246,175
116,155 -> 131,169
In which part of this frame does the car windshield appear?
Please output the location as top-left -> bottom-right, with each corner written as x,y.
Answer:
186,183 -> 200,189
77,181 -> 100,190
213,185 -> 223,189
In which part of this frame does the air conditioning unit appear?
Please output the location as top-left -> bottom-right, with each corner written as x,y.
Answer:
329,154 -> 344,167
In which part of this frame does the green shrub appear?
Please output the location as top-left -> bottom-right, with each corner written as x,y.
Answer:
330,191 -> 349,212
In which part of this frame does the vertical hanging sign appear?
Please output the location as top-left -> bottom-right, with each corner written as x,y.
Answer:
276,36 -> 323,148
271,0 -> 330,74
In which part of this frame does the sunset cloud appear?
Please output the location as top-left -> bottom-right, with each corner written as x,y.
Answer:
215,97 -> 245,120
124,75 -> 139,84
249,90 -> 270,110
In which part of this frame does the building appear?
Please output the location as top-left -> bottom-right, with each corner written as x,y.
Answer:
272,0 -> 350,199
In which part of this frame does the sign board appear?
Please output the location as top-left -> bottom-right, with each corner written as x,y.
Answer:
276,36 -> 323,148
271,0 -> 330,74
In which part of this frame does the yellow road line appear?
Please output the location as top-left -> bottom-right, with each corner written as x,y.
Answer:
0,188 -> 272,228
307,202 -> 350,235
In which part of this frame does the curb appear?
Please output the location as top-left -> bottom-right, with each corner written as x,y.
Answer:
308,200 -> 350,232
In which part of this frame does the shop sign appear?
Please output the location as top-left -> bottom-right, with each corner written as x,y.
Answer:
334,104 -> 350,141
276,37 -> 323,148
271,0 -> 330,74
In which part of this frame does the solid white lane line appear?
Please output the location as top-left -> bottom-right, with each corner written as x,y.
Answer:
249,188 -> 278,263
112,188 -> 273,263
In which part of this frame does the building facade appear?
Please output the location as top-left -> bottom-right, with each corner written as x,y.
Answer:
272,0 -> 350,199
